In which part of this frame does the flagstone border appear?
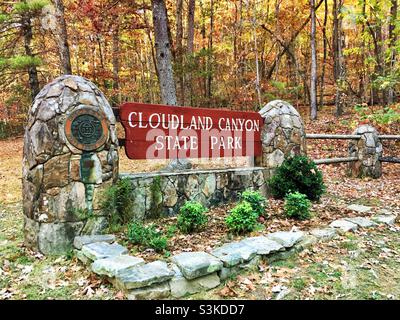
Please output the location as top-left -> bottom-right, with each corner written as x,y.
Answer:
73,211 -> 397,299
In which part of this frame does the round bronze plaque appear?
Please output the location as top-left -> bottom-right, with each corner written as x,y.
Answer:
65,107 -> 109,151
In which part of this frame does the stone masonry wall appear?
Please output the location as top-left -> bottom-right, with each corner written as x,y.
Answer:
257,100 -> 307,170
120,167 -> 269,220
23,75 -> 119,255
348,125 -> 383,178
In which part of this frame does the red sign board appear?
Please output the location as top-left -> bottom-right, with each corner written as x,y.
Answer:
120,102 -> 263,160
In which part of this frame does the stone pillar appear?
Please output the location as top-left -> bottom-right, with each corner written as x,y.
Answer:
257,100 -> 307,173
348,125 -> 382,178
23,75 -> 119,255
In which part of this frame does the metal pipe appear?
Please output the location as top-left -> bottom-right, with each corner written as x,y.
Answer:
306,134 -> 361,139
314,157 -> 358,165
378,135 -> 400,140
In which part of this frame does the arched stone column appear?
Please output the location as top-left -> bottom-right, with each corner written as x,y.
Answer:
348,125 -> 382,178
22,75 -> 119,255
257,100 -> 307,172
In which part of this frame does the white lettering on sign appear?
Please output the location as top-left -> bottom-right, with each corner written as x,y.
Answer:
127,112 -> 260,132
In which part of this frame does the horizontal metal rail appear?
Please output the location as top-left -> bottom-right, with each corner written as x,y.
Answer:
380,156 -> 400,163
306,134 -> 400,140
314,157 -> 358,165
378,135 -> 400,140
306,134 -> 361,139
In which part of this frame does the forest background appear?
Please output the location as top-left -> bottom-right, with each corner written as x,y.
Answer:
0,0 -> 399,138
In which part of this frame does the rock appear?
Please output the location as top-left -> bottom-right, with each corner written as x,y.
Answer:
43,154 -> 70,189
171,252 -> 223,280
169,267 -> 220,298
218,256 -> 262,281
75,249 -> 91,265
63,78 -> 78,91
38,221 -> 84,255
46,83 -> 63,97
78,92 -> 98,105
329,219 -> 358,232
81,242 -> 128,261
163,158 -> 192,171
346,204 -> 372,213
240,236 -> 284,255
81,216 -> 108,235
163,180 -> 178,207
265,149 -> 285,168
293,235 -> 318,251
115,261 -> 175,290
91,255 -> 145,277
377,208 -> 393,216
127,282 -> 170,300
202,174 -> 216,197
371,215 -> 397,226
266,231 -> 305,248
73,234 -> 116,249
344,217 -> 377,228
310,228 -> 337,240
211,242 -> 257,267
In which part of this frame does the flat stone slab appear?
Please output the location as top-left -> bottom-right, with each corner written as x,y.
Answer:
171,252 -> 223,280
169,266 -> 220,298
73,234 -> 115,250
371,215 -> 397,226
344,217 -> 377,228
81,242 -> 128,261
127,282 -> 171,300
347,204 -> 372,213
329,219 -> 358,232
310,228 -> 337,240
241,236 -> 284,255
91,255 -> 145,278
115,261 -> 175,290
266,231 -> 305,248
75,249 -> 91,265
211,242 -> 257,267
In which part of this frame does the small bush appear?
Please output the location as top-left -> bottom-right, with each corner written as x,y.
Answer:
225,201 -> 259,234
268,155 -> 325,201
101,178 -> 135,230
177,201 -> 208,233
240,189 -> 267,216
284,192 -> 312,220
127,222 -> 168,252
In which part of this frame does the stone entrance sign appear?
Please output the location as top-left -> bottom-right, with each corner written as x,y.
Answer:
23,75 -> 118,255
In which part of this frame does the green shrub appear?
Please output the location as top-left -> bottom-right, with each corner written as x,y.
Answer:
284,192 -> 312,220
127,222 -> 168,252
240,189 -> 267,216
225,201 -> 259,234
268,155 -> 325,201
101,178 -> 134,230
177,201 -> 208,233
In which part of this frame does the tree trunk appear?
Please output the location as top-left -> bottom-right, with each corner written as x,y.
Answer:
359,0 -> 367,103
53,0 -> 72,75
310,0 -> 317,120
176,0 -> 184,104
207,0 -> 214,104
22,15 -> 40,100
388,0 -> 397,104
152,0 -> 177,105
112,22 -> 120,92
332,0 -> 345,116
252,7 -> 262,107
319,0 -> 328,109
186,0 -> 195,105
